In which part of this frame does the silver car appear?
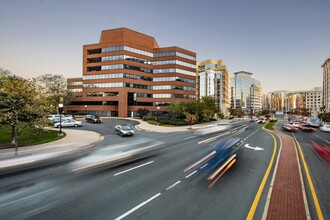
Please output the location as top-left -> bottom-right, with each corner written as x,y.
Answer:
320,124 -> 330,132
54,119 -> 82,128
115,124 -> 135,136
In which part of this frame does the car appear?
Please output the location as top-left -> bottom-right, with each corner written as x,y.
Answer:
256,117 -> 266,124
48,114 -> 67,123
86,115 -> 102,123
53,119 -> 83,128
115,124 -> 135,136
298,124 -> 316,132
282,124 -> 299,131
320,124 -> 330,132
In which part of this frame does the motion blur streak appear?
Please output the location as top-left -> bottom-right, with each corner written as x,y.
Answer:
72,155 -> 133,174
311,141 -> 330,162
209,159 -> 236,189
208,154 -> 236,180
184,151 -> 216,173
0,160 -> 35,169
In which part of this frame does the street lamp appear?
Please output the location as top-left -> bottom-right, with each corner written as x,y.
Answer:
58,103 -> 64,134
84,105 -> 87,115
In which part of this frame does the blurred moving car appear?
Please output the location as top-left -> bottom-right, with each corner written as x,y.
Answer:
184,138 -> 241,187
298,124 -> 316,132
282,124 -> 299,131
115,124 -> 135,136
320,124 -> 330,132
54,119 -> 82,128
85,115 -> 102,123
256,117 -> 266,124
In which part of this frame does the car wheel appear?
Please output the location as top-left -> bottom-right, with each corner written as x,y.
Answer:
57,125 -> 60,128
74,124 -> 78,127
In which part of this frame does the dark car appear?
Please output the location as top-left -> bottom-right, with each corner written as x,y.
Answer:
115,124 -> 135,136
86,115 -> 102,123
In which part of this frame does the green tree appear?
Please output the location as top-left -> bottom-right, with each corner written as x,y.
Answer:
0,70 -> 49,153
200,96 -> 218,122
137,108 -> 150,118
167,102 -> 186,119
36,74 -> 73,113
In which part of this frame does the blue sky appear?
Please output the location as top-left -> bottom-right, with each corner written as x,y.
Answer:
0,0 -> 329,93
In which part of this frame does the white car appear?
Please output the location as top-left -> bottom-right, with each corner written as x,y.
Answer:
48,114 -> 67,123
54,119 -> 82,128
320,124 -> 330,132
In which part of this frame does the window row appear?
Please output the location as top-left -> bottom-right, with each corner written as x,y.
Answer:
83,82 -> 125,88
154,52 -> 196,61
153,85 -> 195,91
87,92 -> 119,97
69,81 -> 83,86
71,88 -> 83,93
101,55 -> 151,64
102,46 -> 153,57
153,94 -> 196,99
153,68 -> 196,76
153,77 -> 195,84
152,60 -> 196,69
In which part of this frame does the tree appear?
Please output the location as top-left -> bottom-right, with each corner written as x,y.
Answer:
36,74 -> 73,113
0,70 -> 50,153
200,96 -> 218,122
167,102 -> 186,119
184,112 -> 198,129
137,108 -> 150,118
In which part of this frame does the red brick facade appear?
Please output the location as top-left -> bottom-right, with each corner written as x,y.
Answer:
66,28 -> 196,117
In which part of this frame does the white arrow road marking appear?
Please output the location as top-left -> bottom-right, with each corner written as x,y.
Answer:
244,144 -> 264,151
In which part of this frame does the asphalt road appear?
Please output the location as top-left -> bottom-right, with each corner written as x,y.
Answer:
0,120 -> 280,220
276,119 -> 330,219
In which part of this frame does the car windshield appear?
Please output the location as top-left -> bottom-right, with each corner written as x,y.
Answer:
122,125 -> 132,130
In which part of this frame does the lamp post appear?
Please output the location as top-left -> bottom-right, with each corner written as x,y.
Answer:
157,106 -> 160,124
58,103 -> 64,134
84,105 -> 87,115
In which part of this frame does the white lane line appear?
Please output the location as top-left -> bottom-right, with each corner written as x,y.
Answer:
325,140 -> 330,144
165,181 -> 181,191
115,193 -> 162,220
0,188 -> 56,207
184,136 -> 196,140
185,170 -> 197,179
198,132 -> 230,144
200,163 -> 208,169
114,161 -> 154,176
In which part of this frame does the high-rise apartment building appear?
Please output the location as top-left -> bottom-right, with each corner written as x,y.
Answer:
230,71 -> 262,113
196,59 -> 230,117
66,28 -> 197,117
322,57 -> 330,112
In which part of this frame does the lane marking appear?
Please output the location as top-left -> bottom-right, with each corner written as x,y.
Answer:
184,136 -> 196,140
200,163 -> 208,169
247,128 -> 277,220
115,193 -> 161,220
198,132 -> 230,144
185,170 -> 197,179
325,140 -> 330,144
0,188 -> 56,207
165,181 -> 181,191
295,140 -> 324,220
114,161 -> 154,176
262,132 -> 282,219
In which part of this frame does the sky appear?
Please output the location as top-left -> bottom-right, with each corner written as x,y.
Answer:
0,0 -> 329,93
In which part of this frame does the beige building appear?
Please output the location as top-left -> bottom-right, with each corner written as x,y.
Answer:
197,59 -> 230,117
322,57 -> 330,112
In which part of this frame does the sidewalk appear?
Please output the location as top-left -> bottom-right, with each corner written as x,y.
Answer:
0,129 -> 102,175
264,129 -> 308,220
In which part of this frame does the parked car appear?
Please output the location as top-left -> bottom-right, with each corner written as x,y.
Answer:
320,124 -> 330,132
54,119 -> 82,128
48,114 -> 67,123
85,115 -> 102,123
115,124 -> 135,136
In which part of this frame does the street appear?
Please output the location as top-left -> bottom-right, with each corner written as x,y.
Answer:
0,118 -> 328,219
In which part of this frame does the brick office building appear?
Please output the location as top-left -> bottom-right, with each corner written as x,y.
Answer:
66,28 -> 197,117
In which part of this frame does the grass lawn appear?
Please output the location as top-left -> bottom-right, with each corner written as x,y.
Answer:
265,121 -> 277,130
0,125 -> 63,148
